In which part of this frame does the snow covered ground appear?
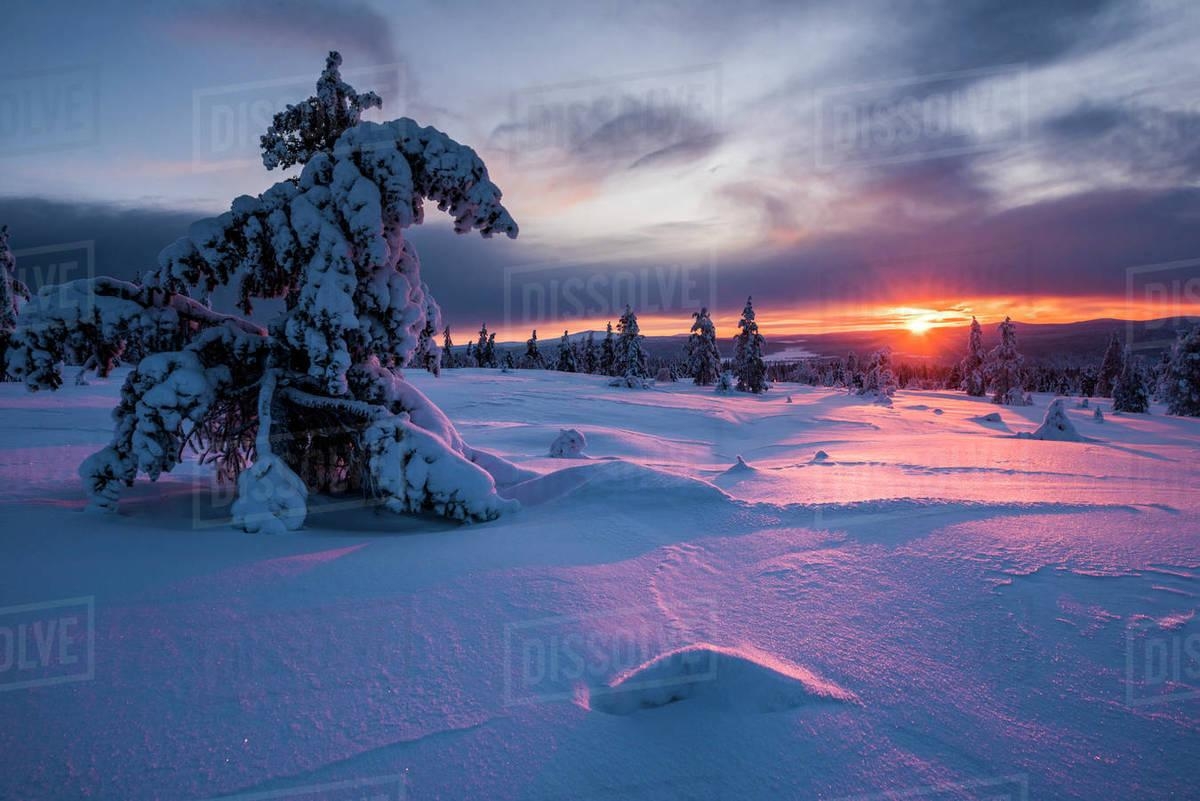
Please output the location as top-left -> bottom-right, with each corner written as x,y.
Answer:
1,368 -> 1198,800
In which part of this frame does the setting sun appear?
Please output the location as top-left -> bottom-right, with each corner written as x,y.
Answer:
906,318 -> 934,335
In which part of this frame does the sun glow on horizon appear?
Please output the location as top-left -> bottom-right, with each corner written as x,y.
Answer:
477,295 -> 1200,342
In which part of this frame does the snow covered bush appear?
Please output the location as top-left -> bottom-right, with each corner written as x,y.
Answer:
1025,398 -> 1082,441
685,307 -> 722,386
548,428 -> 586,458
1163,325 -> 1200,417
12,53 -> 520,528
986,317 -> 1031,406
715,370 -> 735,393
555,330 -> 577,372
733,296 -> 768,393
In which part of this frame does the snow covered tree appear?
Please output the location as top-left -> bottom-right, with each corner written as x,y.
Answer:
1163,325 -> 1200,417
442,326 -> 455,368
859,347 -> 897,398
1096,332 -> 1124,398
409,285 -> 442,376
10,53 -> 521,529
581,330 -> 598,374
613,305 -> 648,384
685,307 -> 722,386
844,351 -> 862,394
474,324 -> 490,367
555,330 -> 577,372
259,51 -> 382,172
599,321 -> 617,376
732,296 -> 767,393
0,226 -> 30,378
985,316 -> 1030,406
1111,350 -> 1149,413
960,316 -> 986,396
521,328 -> 546,369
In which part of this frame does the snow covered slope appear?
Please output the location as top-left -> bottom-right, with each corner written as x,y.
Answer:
0,369 -> 1197,800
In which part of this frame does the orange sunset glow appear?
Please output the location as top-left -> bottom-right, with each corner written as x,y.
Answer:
487,294 -> 1200,342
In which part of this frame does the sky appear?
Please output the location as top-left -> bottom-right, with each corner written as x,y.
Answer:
2,0 -> 1200,339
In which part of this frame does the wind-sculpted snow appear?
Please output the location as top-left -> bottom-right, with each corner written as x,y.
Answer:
1,370 -> 1199,799
589,643 -> 858,715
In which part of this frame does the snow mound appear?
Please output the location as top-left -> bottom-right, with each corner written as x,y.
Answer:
589,643 -> 857,715
720,455 -> 756,476
548,428 -> 587,458
977,412 -> 1003,423
1023,398 -> 1084,442
812,450 -> 830,462
502,460 -> 731,508
231,455 -> 308,534
933,408 -> 944,415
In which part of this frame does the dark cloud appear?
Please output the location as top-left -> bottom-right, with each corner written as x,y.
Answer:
1042,102 -> 1200,181
901,0 -> 1131,74
176,0 -> 400,70
0,197 -> 200,288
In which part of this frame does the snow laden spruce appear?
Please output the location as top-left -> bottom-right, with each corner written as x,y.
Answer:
685,307 -> 722,387
9,53 -> 521,531
0,226 -> 30,374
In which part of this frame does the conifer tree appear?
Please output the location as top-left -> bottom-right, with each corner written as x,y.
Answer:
600,321 -> 616,376
859,347 -> 897,398
1111,350 -> 1149,413
614,305 -> 649,383
732,296 -> 767,393
581,330 -> 598,374
522,329 -> 546,369
10,53 -> 520,528
986,316 -> 1030,405
442,326 -> 455,368
555,330 -> 577,372
0,225 -> 30,377
685,307 -> 722,386
960,316 -> 986,396
1096,332 -> 1124,398
1163,325 -> 1200,417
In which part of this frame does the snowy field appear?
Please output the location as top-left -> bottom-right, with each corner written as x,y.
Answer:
1,368 -> 1198,800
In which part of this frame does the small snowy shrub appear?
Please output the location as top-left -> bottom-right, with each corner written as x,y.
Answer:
715,371 -> 735,393
548,428 -> 587,458
1027,398 -> 1082,441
